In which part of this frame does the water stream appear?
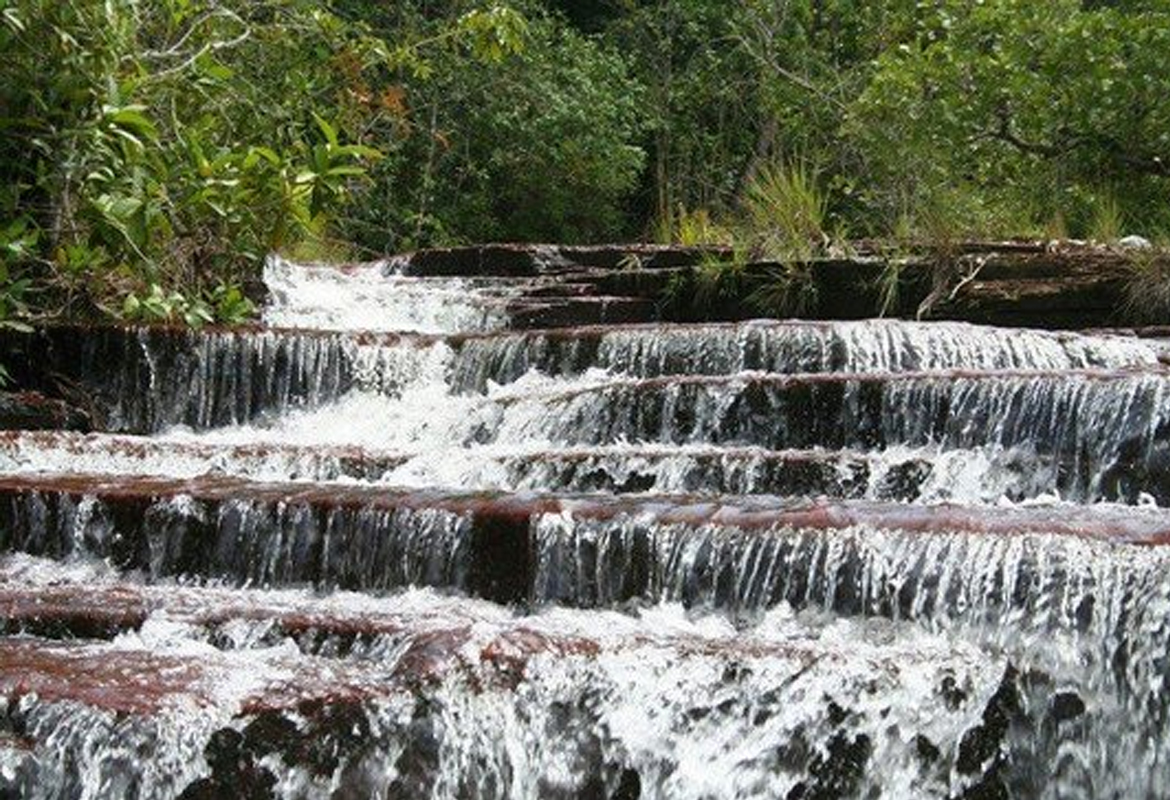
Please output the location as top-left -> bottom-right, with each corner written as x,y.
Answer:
2,254 -> 1169,798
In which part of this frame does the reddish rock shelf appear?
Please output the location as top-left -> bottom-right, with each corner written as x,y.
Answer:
0,472 -> 1166,552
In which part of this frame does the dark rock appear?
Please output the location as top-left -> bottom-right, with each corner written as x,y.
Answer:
660,243 -> 1139,328
941,674 -> 969,710
385,708 -> 442,798
394,244 -> 727,277
468,505 -> 534,604
396,244 -> 542,277
787,729 -> 872,800
507,297 -> 658,329
957,666 -> 1020,775
0,391 -> 89,432
177,728 -> 277,800
875,460 -> 933,502
1049,691 -> 1086,724
915,735 -> 940,764
611,768 -> 641,800
0,325 -> 355,434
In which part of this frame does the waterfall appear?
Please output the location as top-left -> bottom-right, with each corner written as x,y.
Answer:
449,318 -> 1165,392
2,251 -> 1169,798
262,256 -> 519,334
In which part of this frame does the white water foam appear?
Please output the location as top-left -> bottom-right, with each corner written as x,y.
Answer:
0,562 -> 1013,799
262,256 -> 519,334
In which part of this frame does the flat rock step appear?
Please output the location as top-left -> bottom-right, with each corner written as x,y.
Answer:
447,322 -> 1170,391
387,243 -> 727,276
0,587 -> 618,714
0,430 -> 1077,504
10,316 -> 1156,349
0,430 -> 411,483
506,296 -> 658,329
0,560 -> 1012,732
3,321 -> 1164,435
0,560 -> 822,660
0,391 -> 90,432
268,242 -> 1164,330
512,366 -> 1169,402
662,242 -> 1146,328
481,369 -> 1170,498
2,472 -> 1168,543
0,563 -> 487,642
0,428 -> 935,495
0,636 -> 392,715
2,363 -> 1168,502
929,276 -> 1125,328
2,473 -> 1169,611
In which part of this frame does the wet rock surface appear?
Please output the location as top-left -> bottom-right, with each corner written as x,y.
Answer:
1,248 -> 1169,798
1,475 -> 1169,607
0,568 -> 1027,800
0,392 -> 89,432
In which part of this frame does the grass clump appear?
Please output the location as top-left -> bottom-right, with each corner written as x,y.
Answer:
742,159 -> 828,262
665,159 -> 830,318
1121,245 -> 1170,323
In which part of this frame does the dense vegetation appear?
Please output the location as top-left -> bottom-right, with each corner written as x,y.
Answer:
1,0 -> 1167,326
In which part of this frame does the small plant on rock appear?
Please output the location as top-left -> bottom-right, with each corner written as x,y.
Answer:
1121,246 -> 1170,324
742,159 -> 828,262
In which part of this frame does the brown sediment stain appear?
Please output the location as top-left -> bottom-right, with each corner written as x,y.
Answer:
0,639 -> 210,714
1,474 -> 1168,545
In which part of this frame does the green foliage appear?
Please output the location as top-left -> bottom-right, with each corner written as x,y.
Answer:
1089,193 -> 1125,243
623,0 -> 1169,248
207,283 -> 256,325
607,1 -> 761,229
0,0 -> 526,327
742,160 -> 828,261
1122,247 -> 1170,323
687,245 -> 752,311
747,262 -> 819,318
383,4 -> 528,77
341,6 -> 647,249
0,0 -> 387,323
4,0 -> 1170,330
672,208 -> 734,247
121,280 -> 253,328
666,159 -> 827,316
851,0 -> 1170,238
875,259 -> 904,318
458,6 -> 529,63
0,218 -> 37,332
122,284 -> 213,327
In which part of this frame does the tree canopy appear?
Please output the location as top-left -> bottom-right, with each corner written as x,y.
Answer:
0,0 -> 1167,326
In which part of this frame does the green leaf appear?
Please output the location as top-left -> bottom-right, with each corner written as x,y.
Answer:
196,56 -> 234,82
331,143 -> 382,161
316,146 -> 333,174
243,146 -> 281,169
312,113 -> 340,148
105,106 -> 158,142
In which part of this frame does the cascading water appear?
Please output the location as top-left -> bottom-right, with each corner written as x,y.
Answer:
262,256 -> 521,334
2,251 -> 1169,799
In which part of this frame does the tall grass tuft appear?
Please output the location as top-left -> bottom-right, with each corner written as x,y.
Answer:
1089,192 -> 1124,243
1121,246 -> 1170,323
742,159 -> 827,261
674,207 -> 735,247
